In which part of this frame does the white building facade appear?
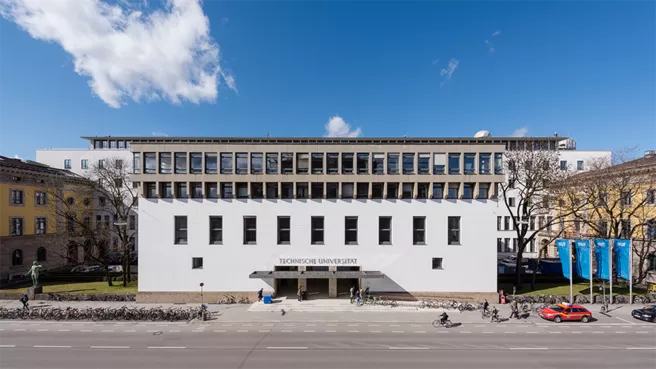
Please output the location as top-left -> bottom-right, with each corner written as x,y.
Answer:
129,137 -> 507,302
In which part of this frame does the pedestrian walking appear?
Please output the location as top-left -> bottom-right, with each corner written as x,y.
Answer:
509,299 -> 519,319
350,286 -> 355,304
355,289 -> 361,306
257,288 -> 263,302
364,287 -> 370,301
19,294 -> 29,310
297,287 -> 303,302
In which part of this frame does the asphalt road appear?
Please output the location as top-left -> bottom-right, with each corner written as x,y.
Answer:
1,320 -> 654,369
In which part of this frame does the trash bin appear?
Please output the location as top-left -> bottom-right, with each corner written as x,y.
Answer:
263,295 -> 272,304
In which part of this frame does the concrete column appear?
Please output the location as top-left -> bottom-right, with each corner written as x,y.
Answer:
298,265 -> 307,294
328,266 -> 337,298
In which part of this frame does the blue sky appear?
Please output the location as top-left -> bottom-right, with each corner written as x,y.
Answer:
0,0 -> 654,160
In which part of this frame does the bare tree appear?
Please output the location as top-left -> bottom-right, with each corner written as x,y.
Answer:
500,149 -> 582,289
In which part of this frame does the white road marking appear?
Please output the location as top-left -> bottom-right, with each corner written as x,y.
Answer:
304,330 -> 315,333
325,330 -> 336,333
518,325 -> 528,328
169,330 -> 180,333
474,325 -> 485,328
505,332 -> 516,334
146,330 -> 159,333
36,329 -> 48,332
148,346 -> 186,349
348,324 -> 359,327
284,324 -> 295,327
0,345 -> 16,348
482,332 -> 493,334
392,331 -> 404,333
347,330 -> 359,333
259,330 -> 270,333
81,330 -> 92,332
390,324 -> 400,327
326,324 -> 338,327
411,324 -> 422,327
636,331 -> 649,334
90,346 -> 130,349
263,324 -> 274,327
368,324 -> 380,327
214,330 -> 226,333
460,331 -> 471,334
281,330 -> 292,333
57,329 -> 71,332
34,346 -> 71,348
626,347 -> 656,350
616,318 -> 635,325
549,331 -> 562,334
123,330 -> 136,333
509,347 -> 548,350
389,347 -> 428,350
101,330 -> 114,332
414,331 -> 426,333
615,331 -> 626,334
266,347 -> 307,350
592,331 -> 604,334
306,324 -> 316,327
237,330 -> 248,333
572,331 -> 582,334
370,331 -> 382,333
242,324 -> 252,327
526,332 -> 538,334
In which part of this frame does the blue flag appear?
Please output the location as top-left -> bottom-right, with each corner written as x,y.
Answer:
575,239 -> 591,280
556,239 -> 571,279
594,239 -> 610,280
614,239 -> 631,280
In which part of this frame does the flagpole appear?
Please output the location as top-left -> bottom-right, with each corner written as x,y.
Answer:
609,239 -> 613,305
629,239 -> 633,304
569,241 -> 573,304
589,240 -> 593,304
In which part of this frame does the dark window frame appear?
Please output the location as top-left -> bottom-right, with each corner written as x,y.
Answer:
174,216 -> 188,245
277,216 -> 291,245
379,216 -> 392,245
311,216 -> 324,245
209,216 -> 223,244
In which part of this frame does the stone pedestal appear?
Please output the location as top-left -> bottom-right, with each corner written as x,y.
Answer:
27,286 -> 42,300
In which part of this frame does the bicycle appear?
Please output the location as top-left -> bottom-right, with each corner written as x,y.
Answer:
432,318 -> 452,328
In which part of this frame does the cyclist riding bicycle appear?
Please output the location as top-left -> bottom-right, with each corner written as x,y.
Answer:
490,306 -> 499,321
439,312 -> 449,324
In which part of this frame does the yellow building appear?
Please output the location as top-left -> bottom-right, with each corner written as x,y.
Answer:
0,156 -> 92,282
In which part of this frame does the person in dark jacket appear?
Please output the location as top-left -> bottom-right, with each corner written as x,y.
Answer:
257,288 -> 264,302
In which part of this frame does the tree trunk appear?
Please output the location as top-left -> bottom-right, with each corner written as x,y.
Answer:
122,248 -> 128,287
105,266 -> 113,287
514,249 -> 524,289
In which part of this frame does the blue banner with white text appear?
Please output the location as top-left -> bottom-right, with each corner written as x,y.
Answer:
594,239 -> 610,280
614,239 -> 631,280
556,239 -> 571,279
575,239 -> 591,280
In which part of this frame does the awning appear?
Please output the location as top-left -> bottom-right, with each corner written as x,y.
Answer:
249,270 -> 385,279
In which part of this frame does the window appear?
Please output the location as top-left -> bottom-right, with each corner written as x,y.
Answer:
326,183 -> 339,199
462,183 -> 473,199
621,191 -> 632,206
266,153 -> 279,174
243,216 -> 257,244
433,153 -> 446,174
547,216 -> 554,232
98,159 -> 105,169
513,238 -> 518,253
538,216 -> 545,230
209,216 -> 223,244
236,183 -> 249,198
160,182 -> 172,198
417,183 -> 429,199
645,189 -> 656,205
133,153 -> 141,173
357,153 -> 369,174
189,153 -> 202,174
10,189 -> 23,205
236,153 -> 248,174
174,216 -> 187,244
277,216 -> 291,244
220,153 -> 233,174
145,182 -> 157,198
432,258 -> 443,270
497,238 -> 503,252
448,153 -> 460,174
473,183 -> 488,199
311,183 -> 324,199
311,217 -> 324,244
206,182 -> 218,199
620,219 -> 631,239
35,191 -> 46,205
356,183 -> 369,199
102,140 -> 108,149
12,249 -> 23,266
311,153 -> 324,174
221,183 -> 233,199
35,217 -> 47,235
379,216 -> 392,245
447,183 -> 459,199
192,257 -> 203,269
646,221 -> 656,241
159,153 -> 172,174
373,153 -> 384,174
297,153 -> 310,174
327,153 -> 339,174
504,216 -> 511,231
387,183 -> 399,199
281,153 -> 293,174
402,183 -> 414,199
497,216 -> 502,231
432,183 -> 443,199
191,182 -> 203,198
250,153 -> 263,174
494,153 -> 503,174
175,182 -> 188,198
560,160 -> 567,170
413,217 -> 426,245
80,159 -> 88,170
109,140 -> 116,149
387,153 -> 400,174
94,140 -> 101,149
64,159 -> 71,169
508,197 -> 516,207
37,247 -> 47,262
266,183 -> 278,199
296,183 -> 309,199
415,153 -> 430,174
281,183 -> 294,199
144,153 -> 156,174
464,153 -> 476,174
448,216 -> 461,245
345,217 -> 358,244
205,153 -> 218,174
342,183 -> 354,199
372,183 -> 384,199
129,215 -> 136,230
251,183 -> 264,199
479,154 -> 491,174
402,153 -> 415,174
342,153 -> 354,174
118,140 -> 125,149
67,197 -> 75,206
577,160 -> 584,171
504,238 -> 511,252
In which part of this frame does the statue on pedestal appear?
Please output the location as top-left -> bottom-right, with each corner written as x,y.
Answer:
25,261 -> 43,287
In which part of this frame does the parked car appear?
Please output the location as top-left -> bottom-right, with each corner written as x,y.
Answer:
631,305 -> 656,323
538,303 -> 592,323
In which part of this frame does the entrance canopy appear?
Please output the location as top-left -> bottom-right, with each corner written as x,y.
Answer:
249,270 -> 384,279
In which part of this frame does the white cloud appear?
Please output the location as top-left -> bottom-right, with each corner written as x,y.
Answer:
440,58 -> 459,81
511,127 -> 529,137
324,116 -> 362,138
492,30 -> 501,37
431,59 -> 440,66
151,131 -> 169,137
13,154 -> 22,159
0,0 -> 235,108
489,47 -> 495,53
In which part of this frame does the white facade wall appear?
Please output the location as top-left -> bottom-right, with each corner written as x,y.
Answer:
138,199 -> 500,294
496,150 -> 611,258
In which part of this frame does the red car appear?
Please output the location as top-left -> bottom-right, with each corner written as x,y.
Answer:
538,303 -> 592,323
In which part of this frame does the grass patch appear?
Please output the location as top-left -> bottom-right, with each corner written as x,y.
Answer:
0,281 -> 137,295
498,282 -> 650,296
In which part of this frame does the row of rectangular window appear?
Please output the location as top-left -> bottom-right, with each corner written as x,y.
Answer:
497,238 -> 537,253
174,215 -> 462,246
9,217 -> 47,236
92,140 -> 131,150
133,152 -> 504,176
189,256 -> 445,270
144,182 -> 493,200
64,158 -> 120,171
496,215 -> 554,232
9,190 -> 47,206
